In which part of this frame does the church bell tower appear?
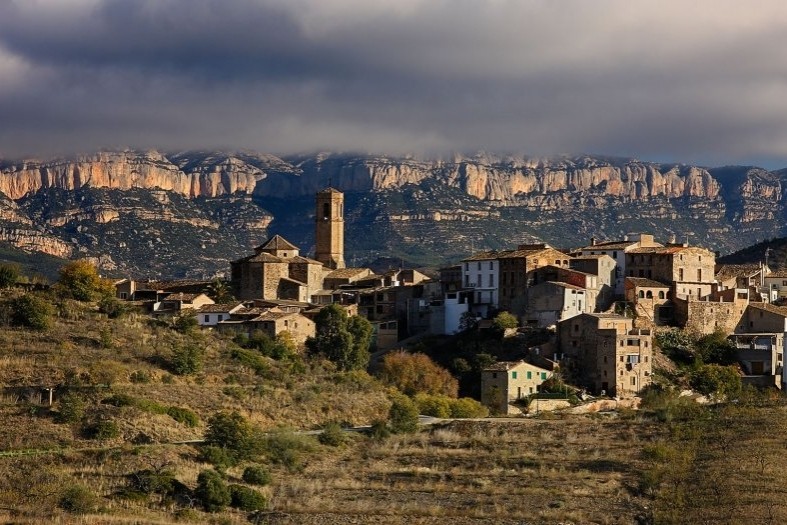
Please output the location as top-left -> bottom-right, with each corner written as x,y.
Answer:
315,188 -> 345,269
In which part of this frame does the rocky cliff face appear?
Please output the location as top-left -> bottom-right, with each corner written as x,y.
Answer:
0,150 -> 785,276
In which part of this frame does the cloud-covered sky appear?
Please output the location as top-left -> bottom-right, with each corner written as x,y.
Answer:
1,0 -> 787,167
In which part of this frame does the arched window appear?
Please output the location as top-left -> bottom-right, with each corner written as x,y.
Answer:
638,290 -> 645,299
322,202 -> 330,220
658,290 -> 665,299
646,291 -> 653,299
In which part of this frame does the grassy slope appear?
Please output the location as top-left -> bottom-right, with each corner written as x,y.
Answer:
0,298 -> 785,523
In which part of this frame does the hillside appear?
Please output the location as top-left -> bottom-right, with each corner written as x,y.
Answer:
1,150 -> 787,275
718,237 -> 787,269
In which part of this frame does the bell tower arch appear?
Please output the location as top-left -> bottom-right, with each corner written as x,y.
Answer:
315,188 -> 345,269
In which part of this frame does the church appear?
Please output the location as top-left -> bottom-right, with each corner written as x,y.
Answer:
230,188 -> 347,302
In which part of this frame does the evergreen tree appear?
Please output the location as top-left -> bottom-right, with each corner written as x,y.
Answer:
306,304 -> 372,371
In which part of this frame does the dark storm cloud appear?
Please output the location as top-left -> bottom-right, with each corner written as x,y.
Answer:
1,0 -> 787,166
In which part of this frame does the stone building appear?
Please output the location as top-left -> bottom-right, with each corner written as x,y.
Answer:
315,188 -> 345,269
624,277 -> 672,327
673,288 -> 749,335
626,244 -> 715,300
497,244 -> 572,311
558,313 -> 652,397
578,233 -> 662,295
231,235 -> 325,301
481,360 -> 553,415
523,281 -> 587,327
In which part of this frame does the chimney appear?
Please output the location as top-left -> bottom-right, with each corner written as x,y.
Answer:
590,237 -> 597,246
623,234 -> 629,242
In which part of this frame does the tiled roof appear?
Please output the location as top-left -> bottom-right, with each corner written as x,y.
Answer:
461,250 -> 501,262
579,240 -> 638,250
715,264 -> 762,280
318,187 -> 342,194
198,302 -> 244,313
250,311 -> 298,322
257,234 -> 299,252
325,268 -> 371,279
626,277 -> 670,288
289,255 -> 323,265
765,270 -> 787,278
483,360 -> 550,372
748,302 -> 787,317
163,292 -> 205,302
545,281 -> 585,291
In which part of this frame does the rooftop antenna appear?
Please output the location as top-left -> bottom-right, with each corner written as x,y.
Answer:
766,247 -> 773,268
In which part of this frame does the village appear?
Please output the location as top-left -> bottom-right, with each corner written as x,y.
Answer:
112,188 -> 785,415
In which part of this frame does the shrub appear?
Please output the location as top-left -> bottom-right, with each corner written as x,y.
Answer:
195,469 -> 231,513
690,364 -> 742,399
318,421 -> 347,447
231,346 -> 270,375
369,419 -> 390,441
102,393 -> 137,407
173,313 -> 199,334
0,264 -> 19,288
200,446 -> 238,469
169,344 -> 203,375
388,392 -> 419,434
229,484 -> 268,511
380,351 -> 459,397
242,466 -> 271,486
56,393 -> 86,424
98,296 -> 127,319
414,393 -> 452,418
129,370 -> 151,383
129,469 -> 176,495
449,397 -> 489,418
57,260 -> 113,301
167,406 -> 200,427
59,484 -> 98,514
10,294 -> 53,330
261,430 -> 317,472
83,419 -> 120,440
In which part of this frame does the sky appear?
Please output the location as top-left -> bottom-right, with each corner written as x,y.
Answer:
1,0 -> 787,167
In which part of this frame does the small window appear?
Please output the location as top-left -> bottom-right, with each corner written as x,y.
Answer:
204,315 -> 209,322
541,372 -> 547,380
512,371 -> 518,379
527,371 -> 532,379
631,377 -> 637,386
492,372 -> 497,379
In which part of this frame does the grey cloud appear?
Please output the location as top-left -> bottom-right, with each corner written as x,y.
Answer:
1,0 -> 787,166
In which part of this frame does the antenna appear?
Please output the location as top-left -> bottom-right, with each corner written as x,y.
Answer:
766,247 -> 773,268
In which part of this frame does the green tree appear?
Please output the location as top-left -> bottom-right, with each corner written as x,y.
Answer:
492,311 -> 518,330
206,278 -> 234,303
57,260 -> 114,301
195,469 -> 231,512
0,264 -> 20,288
388,392 -> 419,434
204,411 -> 258,460
306,304 -> 372,371
10,294 -> 53,330
169,343 -> 203,375
690,364 -> 742,399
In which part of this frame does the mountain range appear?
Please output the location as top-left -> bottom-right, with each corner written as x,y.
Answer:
0,149 -> 783,278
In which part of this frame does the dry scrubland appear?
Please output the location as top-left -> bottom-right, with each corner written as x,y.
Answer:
0,299 -> 786,523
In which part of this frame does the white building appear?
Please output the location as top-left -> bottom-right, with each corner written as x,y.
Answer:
461,251 -> 500,316
196,302 -> 246,327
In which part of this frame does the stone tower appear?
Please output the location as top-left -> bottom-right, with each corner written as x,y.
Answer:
315,187 -> 345,269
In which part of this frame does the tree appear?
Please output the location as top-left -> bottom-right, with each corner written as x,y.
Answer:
388,392 -> 419,434
10,294 -> 53,330
204,411 -> 258,460
57,260 -> 113,301
0,264 -> 20,288
306,304 -> 372,371
690,364 -> 742,400
493,311 -> 518,331
169,343 -> 203,375
379,351 -> 459,397
195,469 -> 231,512
206,278 -> 234,303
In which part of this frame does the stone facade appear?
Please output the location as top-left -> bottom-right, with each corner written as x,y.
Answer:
497,245 -> 572,311
315,188 -> 345,269
624,277 -> 672,328
558,313 -> 652,397
481,360 -> 553,415
523,281 -> 586,327
674,288 -> 749,335
578,233 -> 662,295
626,245 -> 715,300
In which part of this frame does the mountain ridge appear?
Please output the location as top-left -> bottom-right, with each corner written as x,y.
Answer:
0,149 -> 785,277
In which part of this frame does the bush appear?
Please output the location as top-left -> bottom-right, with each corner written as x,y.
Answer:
200,446 -> 238,469
83,419 -> 120,440
56,393 -> 86,424
204,411 -> 258,459
173,313 -> 199,334
379,351 -> 459,397
449,397 -> 489,418
388,392 -> 419,434
369,419 -> 390,441
10,294 -> 53,330
129,370 -> 151,383
242,466 -> 272,486
195,469 -> 231,513
129,469 -> 176,495
231,346 -> 270,375
57,260 -> 114,302
318,421 -> 347,446
690,364 -> 742,399
229,484 -> 268,511
98,296 -> 127,319
261,430 -> 317,472
59,484 -> 98,514
167,406 -> 200,427
414,393 -> 452,418
0,264 -> 20,288
169,343 -> 203,375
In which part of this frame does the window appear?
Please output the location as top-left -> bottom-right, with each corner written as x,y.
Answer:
492,372 -> 497,379
120,292 -> 127,299
527,371 -> 532,379
322,202 -> 330,219
541,372 -> 547,380
658,291 -> 665,299
627,355 -> 640,364
204,315 -> 210,322
512,371 -> 517,379
489,261 -> 493,270
697,269 -> 702,280
631,377 -> 637,386
638,290 -> 644,299
477,262 -> 481,271
679,268 -> 684,280
646,291 -> 653,298
612,251 -> 617,259
489,274 -> 494,287
620,355 -> 624,362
